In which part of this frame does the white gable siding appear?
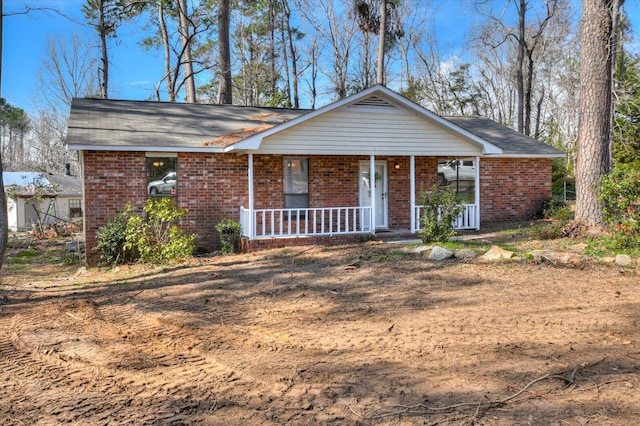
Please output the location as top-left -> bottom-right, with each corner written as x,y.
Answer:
255,107 -> 484,156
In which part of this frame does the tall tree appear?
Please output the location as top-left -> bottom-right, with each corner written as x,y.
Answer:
575,0 -> 624,226
474,0 -> 565,135
82,0 -> 130,98
376,0 -> 386,84
217,0 -> 232,104
138,0 -> 212,102
0,0 -> 7,271
353,0 -> 403,86
177,0 -> 196,102
0,100 -> 30,170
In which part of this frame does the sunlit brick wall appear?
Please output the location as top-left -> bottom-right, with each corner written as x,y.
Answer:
479,158 -> 552,222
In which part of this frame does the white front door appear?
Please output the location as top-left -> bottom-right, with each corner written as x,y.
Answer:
359,162 -> 388,230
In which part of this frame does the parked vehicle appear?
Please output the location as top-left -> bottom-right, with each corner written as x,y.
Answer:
147,172 -> 177,195
437,160 -> 475,186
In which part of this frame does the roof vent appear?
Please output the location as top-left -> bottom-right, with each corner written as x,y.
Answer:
351,96 -> 397,109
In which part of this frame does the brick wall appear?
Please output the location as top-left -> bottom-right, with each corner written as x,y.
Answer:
83,151 -> 147,265
83,151 -> 249,265
480,158 -> 552,222
82,152 -> 551,265
179,153 -> 248,253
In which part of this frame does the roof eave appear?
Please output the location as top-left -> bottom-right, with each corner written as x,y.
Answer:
67,144 -> 226,153
485,153 -> 566,158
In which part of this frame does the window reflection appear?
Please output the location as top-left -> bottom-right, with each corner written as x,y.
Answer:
437,159 -> 475,203
147,157 -> 177,197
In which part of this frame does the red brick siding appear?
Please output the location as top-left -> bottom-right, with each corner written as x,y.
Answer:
82,152 -> 550,265
179,153 -> 248,252
83,151 -> 249,265
480,158 -> 552,222
308,156 -> 360,208
83,151 -> 147,265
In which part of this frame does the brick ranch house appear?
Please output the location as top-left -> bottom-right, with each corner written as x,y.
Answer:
66,85 -> 564,265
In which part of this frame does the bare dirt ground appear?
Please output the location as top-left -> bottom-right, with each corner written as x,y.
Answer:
1,230 -> 639,425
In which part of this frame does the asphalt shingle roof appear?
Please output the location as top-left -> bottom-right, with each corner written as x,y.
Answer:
66,98 -> 308,150
67,96 -> 564,158
445,116 -> 564,157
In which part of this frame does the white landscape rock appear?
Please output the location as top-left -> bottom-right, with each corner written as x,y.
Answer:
400,245 -> 430,254
615,254 -> 633,267
478,245 -> 514,262
454,249 -> 477,260
529,250 -> 576,265
427,246 -> 454,261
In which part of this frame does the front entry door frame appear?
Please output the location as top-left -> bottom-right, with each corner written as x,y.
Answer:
359,160 -> 388,230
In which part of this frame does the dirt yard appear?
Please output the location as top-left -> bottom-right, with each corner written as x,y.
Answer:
1,232 -> 639,425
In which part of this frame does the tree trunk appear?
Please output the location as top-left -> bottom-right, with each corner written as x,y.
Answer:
575,0 -> 620,226
515,0 -> 525,133
283,1 -> 299,108
376,0 -> 386,85
98,0 -> 109,98
177,0 -> 196,103
217,0 -> 232,104
158,2 -> 175,102
0,0 -> 7,271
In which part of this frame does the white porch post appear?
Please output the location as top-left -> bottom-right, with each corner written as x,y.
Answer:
369,155 -> 376,234
475,156 -> 480,230
248,153 -> 255,239
410,155 -> 416,232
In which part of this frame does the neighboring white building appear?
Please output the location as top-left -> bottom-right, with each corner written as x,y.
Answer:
3,171 -> 83,232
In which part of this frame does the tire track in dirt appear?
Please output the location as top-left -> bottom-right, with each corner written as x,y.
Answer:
0,295 -> 295,424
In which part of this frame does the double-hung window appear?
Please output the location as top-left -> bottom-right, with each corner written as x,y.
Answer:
283,158 -> 309,210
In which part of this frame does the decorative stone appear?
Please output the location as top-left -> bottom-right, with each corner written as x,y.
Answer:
479,245 -> 514,262
529,250 -> 576,265
454,249 -> 477,260
427,246 -> 453,261
570,243 -> 589,253
400,245 -> 430,254
615,254 -> 633,267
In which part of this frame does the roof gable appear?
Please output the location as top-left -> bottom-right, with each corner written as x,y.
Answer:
229,85 -> 503,155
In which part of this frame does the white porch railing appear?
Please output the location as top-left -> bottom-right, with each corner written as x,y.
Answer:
412,204 -> 479,232
240,206 -> 373,239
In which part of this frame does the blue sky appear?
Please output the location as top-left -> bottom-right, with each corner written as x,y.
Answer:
3,0 -> 640,115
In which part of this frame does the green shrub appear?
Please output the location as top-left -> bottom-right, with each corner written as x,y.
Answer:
215,218 -> 241,254
95,204 -> 134,266
418,185 -> 464,244
536,198 -> 573,222
599,167 -> 640,248
124,198 -> 196,264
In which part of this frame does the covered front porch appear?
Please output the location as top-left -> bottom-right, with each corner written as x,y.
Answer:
239,154 -> 480,241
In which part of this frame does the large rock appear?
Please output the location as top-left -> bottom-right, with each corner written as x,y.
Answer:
529,250 -> 576,265
615,254 -> 633,267
427,246 -> 453,261
454,249 -> 477,260
479,245 -> 514,262
400,245 -> 430,254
